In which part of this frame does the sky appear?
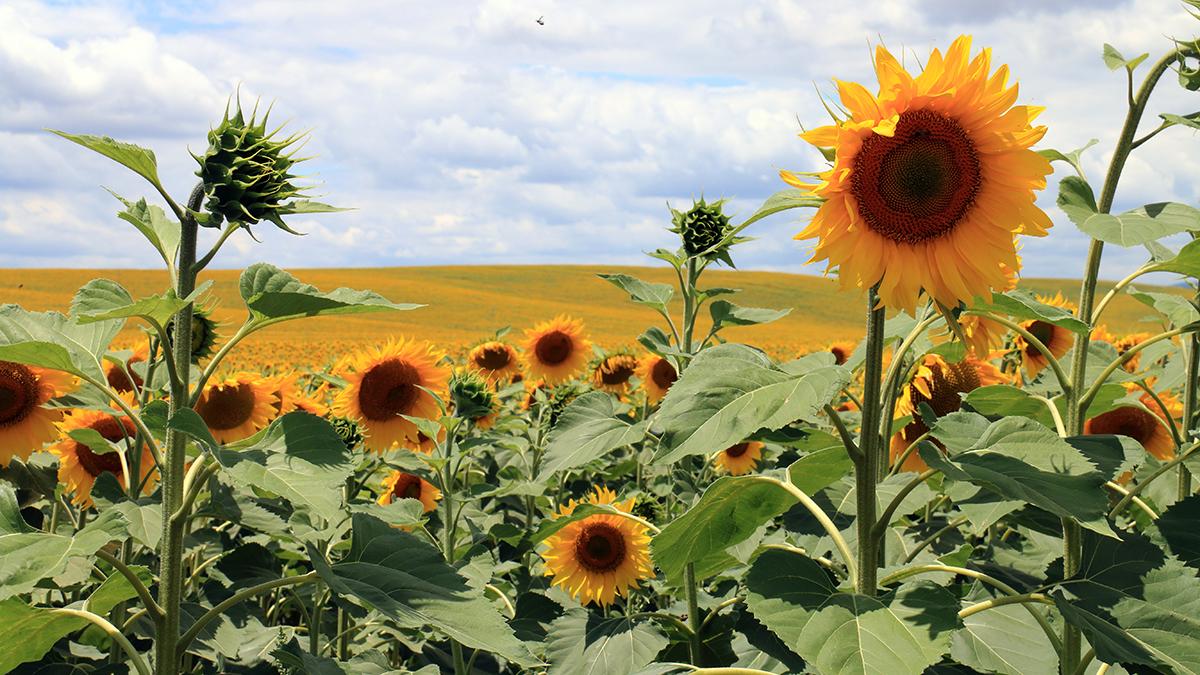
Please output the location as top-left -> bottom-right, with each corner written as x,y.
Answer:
0,0 -> 1198,281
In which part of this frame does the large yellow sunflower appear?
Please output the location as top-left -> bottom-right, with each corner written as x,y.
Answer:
377,470 -> 442,512
194,373 -> 279,444
53,396 -> 157,507
1015,292 -> 1076,379
467,341 -> 521,383
591,353 -> 639,395
1086,385 -> 1181,461
714,441 -> 764,476
522,315 -> 592,385
541,486 -> 654,607
890,354 -> 1006,472
104,342 -> 149,394
636,354 -> 678,406
783,36 -> 1051,311
333,339 -> 451,452
0,361 -> 76,466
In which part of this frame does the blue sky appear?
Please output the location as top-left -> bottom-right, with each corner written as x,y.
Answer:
0,0 -> 1197,280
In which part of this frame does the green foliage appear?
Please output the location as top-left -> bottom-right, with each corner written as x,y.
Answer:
545,609 -> 669,675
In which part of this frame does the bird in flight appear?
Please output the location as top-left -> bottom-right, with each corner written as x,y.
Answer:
536,15 -> 545,25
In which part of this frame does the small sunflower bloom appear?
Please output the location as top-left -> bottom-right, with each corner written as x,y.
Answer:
1085,385 -> 1182,461
591,353 -> 639,395
467,341 -> 521,383
194,373 -> 279,444
636,354 -> 678,405
378,470 -> 442,513
53,394 -> 157,507
714,441 -> 764,476
1015,292 -> 1076,379
0,361 -> 76,466
523,316 -> 592,385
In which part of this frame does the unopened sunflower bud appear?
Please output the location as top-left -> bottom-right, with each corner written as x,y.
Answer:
670,197 -> 732,257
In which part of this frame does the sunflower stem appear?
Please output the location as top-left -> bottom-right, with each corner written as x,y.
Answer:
685,563 -> 703,665
437,426 -> 467,675
1181,280 -> 1199,500
855,286 -> 887,596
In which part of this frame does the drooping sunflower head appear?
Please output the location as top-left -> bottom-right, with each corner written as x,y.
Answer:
194,373 -> 278,444
1085,387 -> 1179,462
828,341 -> 857,366
670,197 -> 733,258
104,342 -> 150,394
0,361 -> 75,466
449,369 -> 497,427
467,341 -> 521,383
329,416 -> 365,451
52,395 -> 157,507
1016,293 -> 1077,378
713,441 -> 764,476
785,36 -> 1052,311
591,353 -> 640,395
377,470 -> 442,512
636,354 -> 678,405
522,315 -> 592,385
333,339 -> 451,453
166,306 -> 220,363
541,487 -> 654,607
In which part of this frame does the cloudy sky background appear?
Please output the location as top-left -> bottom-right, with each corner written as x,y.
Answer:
1,0 -> 1198,280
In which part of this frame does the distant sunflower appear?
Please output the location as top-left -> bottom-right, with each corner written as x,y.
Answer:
1085,385 -> 1181,461
1015,292 -> 1076,379
292,381 -> 331,417
827,341 -> 856,366
194,373 -> 278,444
0,361 -> 75,466
960,261 -> 1019,356
783,36 -> 1051,311
522,315 -> 592,385
105,343 -> 149,394
334,339 -> 451,452
53,395 -> 156,507
1092,326 -> 1152,373
591,353 -> 639,395
467,341 -> 521,383
377,470 -> 442,512
713,441 -> 764,475
636,354 -> 678,405
541,486 -> 654,607
402,428 -> 444,454
266,372 -> 303,417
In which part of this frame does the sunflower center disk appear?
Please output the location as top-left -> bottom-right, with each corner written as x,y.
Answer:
197,383 -> 259,430
74,416 -> 136,478
574,522 -> 627,572
392,475 -> 423,500
600,362 -> 636,385
1025,321 -> 1060,357
475,346 -> 512,370
535,331 -> 573,366
358,360 -> 421,421
852,109 -> 981,244
1089,407 -> 1158,446
725,442 -> 750,458
650,359 -> 677,389
912,362 -> 982,417
0,363 -> 37,426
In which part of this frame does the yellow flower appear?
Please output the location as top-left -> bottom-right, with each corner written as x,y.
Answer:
52,394 -> 157,507
591,353 -> 639,395
636,354 -> 677,405
1086,385 -> 1181,461
541,487 -> 654,607
0,361 -> 76,466
194,373 -> 278,444
467,341 -> 521,383
1015,292 -> 1076,379
713,441 -> 764,476
377,470 -> 442,512
522,315 -> 592,385
784,36 -> 1051,311
1092,326 -> 1153,373
333,339 -> 451,453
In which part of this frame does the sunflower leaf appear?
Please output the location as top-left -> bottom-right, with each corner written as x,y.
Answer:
0,304 -> 120,382
1102,43 -> 1149,71
239,263 -> 422,324
975,289 -> 1088,333
106,190 -> 181,266
0,483 -> 33,535
738,188 -> 824,231
1129,287 -> 1200,327
72,278 -> 212,327
48,130 -> 162,189
597,273 -> 674,311
0,508 -> 127,600
1059,176 -> 1200,246
539,392 -> 648,479
709,300 -> 791,331
1037,138 -> 1098,180
530,503 -> 626,544
950,597 -> 1059,675
1151,237 -> 1200,277
545,608 -> 669,675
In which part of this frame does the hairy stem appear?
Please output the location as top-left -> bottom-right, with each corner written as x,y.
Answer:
855,286 -> 887,595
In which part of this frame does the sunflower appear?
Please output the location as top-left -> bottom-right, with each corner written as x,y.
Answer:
194,372 -> 278,444
333,339 -> 451,452
636,354 -> 678,405
1091,326 -> 1152,373
713,441 -> 764,475
591,353 -> 639,395
53,395 -> 157,507
783,36 -> 1051,311
960,260 -> 1019,356
1015,292 -> 1076,379
377,470 -> 442,512
827,341 -> 856,366
522,315 -> 592,385
541,486 -> 654,607
890,354 -> 1006,472
0,361 -> 75,466
1085,385 -> 1181,461
104,342 -> 149,394
467,341 -> 521,383
292,381 -> 331,417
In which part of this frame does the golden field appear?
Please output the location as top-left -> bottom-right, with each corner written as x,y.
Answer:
0,265 -> 1184,370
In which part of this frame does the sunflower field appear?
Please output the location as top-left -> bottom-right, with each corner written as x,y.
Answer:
5,16 -> 1200,675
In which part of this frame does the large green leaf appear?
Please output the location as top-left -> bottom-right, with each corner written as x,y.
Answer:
0,509 -> 127,599
1059,176 -> 1200,246
545,608 -> 669,675
107,190 -> 181,266
1152,237 -> 1200,277
539,392 -> 648,478
0,482 -> 33,535
708,300 -> 791,330
1157,494 -> 1200,569
208,412 -> 354,518
597,273 -> 674,311
49,130 -> 162,187
923,416 -> 1113,536
0,304 -> 121,382
974,289 -> 1088,333
1129,288 -> 1200,327
950,598 -> 1058,675
72,278 -> 210,327
787,446 -> 854,495
964,385 -> 1055,428
311,514 -> 537,666
745,549 -> 960,675
239,263 -> 422,323
652,344 -> 849,463
651,475 -> 797,583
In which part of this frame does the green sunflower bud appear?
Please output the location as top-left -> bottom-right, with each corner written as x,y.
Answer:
449,370 -> 496,420
670,197 -> 732,257
329,416 -> 365,451
165,306 -> 219,363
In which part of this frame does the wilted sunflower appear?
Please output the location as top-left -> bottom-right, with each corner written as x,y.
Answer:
522,315 -> 592,385
783,36 -> 1051,311
636,354 -> 678,405
467,341 -> 521,383
541,486 -> 654,607
1085,385 -> 1181,461
1015,292 -> 1076,379
377,470 -> 442,512
0,361 -> 75,466
890,354 -> 1006,472
591,353 -> 639,395
827,341 -> 856,366
194,373 -> 278,444
105,343 -> 149,394
714,441 -> 764,475
333,339 -> 451,453
53,396 -> 157,507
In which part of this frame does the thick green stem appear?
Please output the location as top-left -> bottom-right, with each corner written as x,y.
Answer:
437,431 -> 467,675
1182,286 -> 1199,500
855,286 -> 887,595
685,563 -> 703,665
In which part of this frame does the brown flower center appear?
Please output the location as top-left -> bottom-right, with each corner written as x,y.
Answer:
1087,407 -> 1159,447
830,346 -> 850,365
391,473 -> 423,500
357,360 -> 421,421
474,344 -> 513,371
535,331 -> 574,366
574,521 -> 627,573
599,357 -> 637,385
725,442 -> 751,458
1025,321 -> 1057,356
650,358 -> 678,390
851,109 -> 981,244
908,361 -> 981,417
0,361 -> 38,427
197,382 -> 258,430
106,354 -> 145,393
73,416 -> 137,478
